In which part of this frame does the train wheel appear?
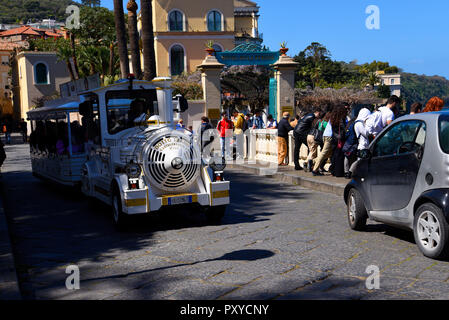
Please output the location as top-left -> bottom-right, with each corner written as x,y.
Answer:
112,190 -> 128,231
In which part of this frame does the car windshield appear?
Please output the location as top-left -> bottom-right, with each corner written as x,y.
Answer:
439,115 -> 449,153
106,89 -> 158,135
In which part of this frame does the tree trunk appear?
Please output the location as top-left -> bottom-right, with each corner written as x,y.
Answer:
70,33 -> 80,79
113,0 -> 130,79
109,42 -> 114,76
127,0 -> 142,79
140,0 -> 156,80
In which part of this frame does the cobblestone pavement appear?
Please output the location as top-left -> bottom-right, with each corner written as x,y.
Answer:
2,143 -> 449,300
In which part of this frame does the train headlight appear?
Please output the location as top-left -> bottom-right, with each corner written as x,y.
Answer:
125,163 -> 142,179
209,157 -> 226,172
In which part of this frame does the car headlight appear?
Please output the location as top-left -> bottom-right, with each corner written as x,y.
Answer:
209,157 -> 226,172
125,163 -> 142,178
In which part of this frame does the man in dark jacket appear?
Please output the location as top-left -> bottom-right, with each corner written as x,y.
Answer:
278,112 -> 294,166
293,108 -> 321,170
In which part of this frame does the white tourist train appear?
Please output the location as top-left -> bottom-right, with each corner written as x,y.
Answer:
27,76 -> 230,228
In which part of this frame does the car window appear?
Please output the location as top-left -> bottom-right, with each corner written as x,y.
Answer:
439,116 -> 449,153
373,120 -> 425,157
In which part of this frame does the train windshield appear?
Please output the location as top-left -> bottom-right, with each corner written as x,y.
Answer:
106,89 -> 158,134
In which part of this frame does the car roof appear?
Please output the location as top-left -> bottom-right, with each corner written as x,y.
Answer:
393,110 -> 449,123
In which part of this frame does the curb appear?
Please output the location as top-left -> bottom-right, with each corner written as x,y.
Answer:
0,178 -> 21,300
228,163 -> 345,197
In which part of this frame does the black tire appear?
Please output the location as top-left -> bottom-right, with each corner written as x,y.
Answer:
347,188 -> 368,231
414,203 -> 449,260
111,189 -> 128,231
205,205 -> 226,224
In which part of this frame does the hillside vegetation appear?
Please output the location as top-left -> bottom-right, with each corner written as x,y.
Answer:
0,0 -> 77,24
401,73 -> 449,106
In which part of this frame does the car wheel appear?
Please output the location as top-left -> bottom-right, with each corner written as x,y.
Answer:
205,205 -> 226,224
414,203 -> 449,260
347,188 -> 367,231
112,190 -> 128,231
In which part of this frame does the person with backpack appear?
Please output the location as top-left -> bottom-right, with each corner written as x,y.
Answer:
305,109 -> 324,172
293,108 -> 320,170
343,108 -> 371,179
342,108 -> 372,178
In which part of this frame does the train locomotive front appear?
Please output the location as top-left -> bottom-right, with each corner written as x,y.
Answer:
80,78 -> 230,228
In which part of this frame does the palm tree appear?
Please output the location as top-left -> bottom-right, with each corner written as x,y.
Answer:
127,0 -> 142,79
113,0 -> 130,79
140,0 -> 157,80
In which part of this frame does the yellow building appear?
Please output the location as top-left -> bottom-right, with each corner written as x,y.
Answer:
138,0 -> 261,77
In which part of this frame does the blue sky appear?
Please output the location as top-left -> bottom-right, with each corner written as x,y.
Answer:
94,0 -> 449,79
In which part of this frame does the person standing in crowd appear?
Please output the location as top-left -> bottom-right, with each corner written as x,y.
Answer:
217,112 -> 234,158
312,105 -> 347,176
423,96 -> 444,113
266,115 -> 277,129
293,108 -> 321,171
2,119 -> 11,145
251,110 -> 265,129
0,139 -> 5,173
342,108 -> 371,179
305,109 -> 324,172
200,116 -> 214,150
232,110 -> 246,135
19,118 -> 28,143
366,95 -> 401,141
277,112 -> 294,166
410,102 -> 422,115
329,105 -> 348,177
244,114 -> 251,130
232,110 -> 246,159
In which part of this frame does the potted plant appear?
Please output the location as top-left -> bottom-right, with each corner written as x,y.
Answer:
280,41 -> 289,56
205,40 -> 215,56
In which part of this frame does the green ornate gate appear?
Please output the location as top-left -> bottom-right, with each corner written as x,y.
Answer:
216,43 -> 280,117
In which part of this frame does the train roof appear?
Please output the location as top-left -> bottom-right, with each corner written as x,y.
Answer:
27,77 -> 173,120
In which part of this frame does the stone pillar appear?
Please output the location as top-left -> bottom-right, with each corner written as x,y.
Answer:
198,54 -> 224,122
272,54 -> 299,122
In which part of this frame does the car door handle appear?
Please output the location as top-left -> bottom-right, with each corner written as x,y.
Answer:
399,169 -> 407,174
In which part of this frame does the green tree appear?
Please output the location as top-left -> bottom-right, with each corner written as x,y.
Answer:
72,6 -> 116,46
377,84 -> 391,99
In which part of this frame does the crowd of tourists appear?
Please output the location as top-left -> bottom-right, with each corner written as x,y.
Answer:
278,95 -> 445,178
198,94 -> 445,180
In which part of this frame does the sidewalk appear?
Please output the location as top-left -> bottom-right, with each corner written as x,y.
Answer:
229,162 -> 346,196
0,134 -> 22,299
0,183 -> 21,299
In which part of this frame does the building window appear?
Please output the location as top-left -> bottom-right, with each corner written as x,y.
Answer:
34,62 -> 49,84
207,10 -> 222,31
391,79 -> 395,85
170,45 -> 185,76
169,10 -> 184,31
